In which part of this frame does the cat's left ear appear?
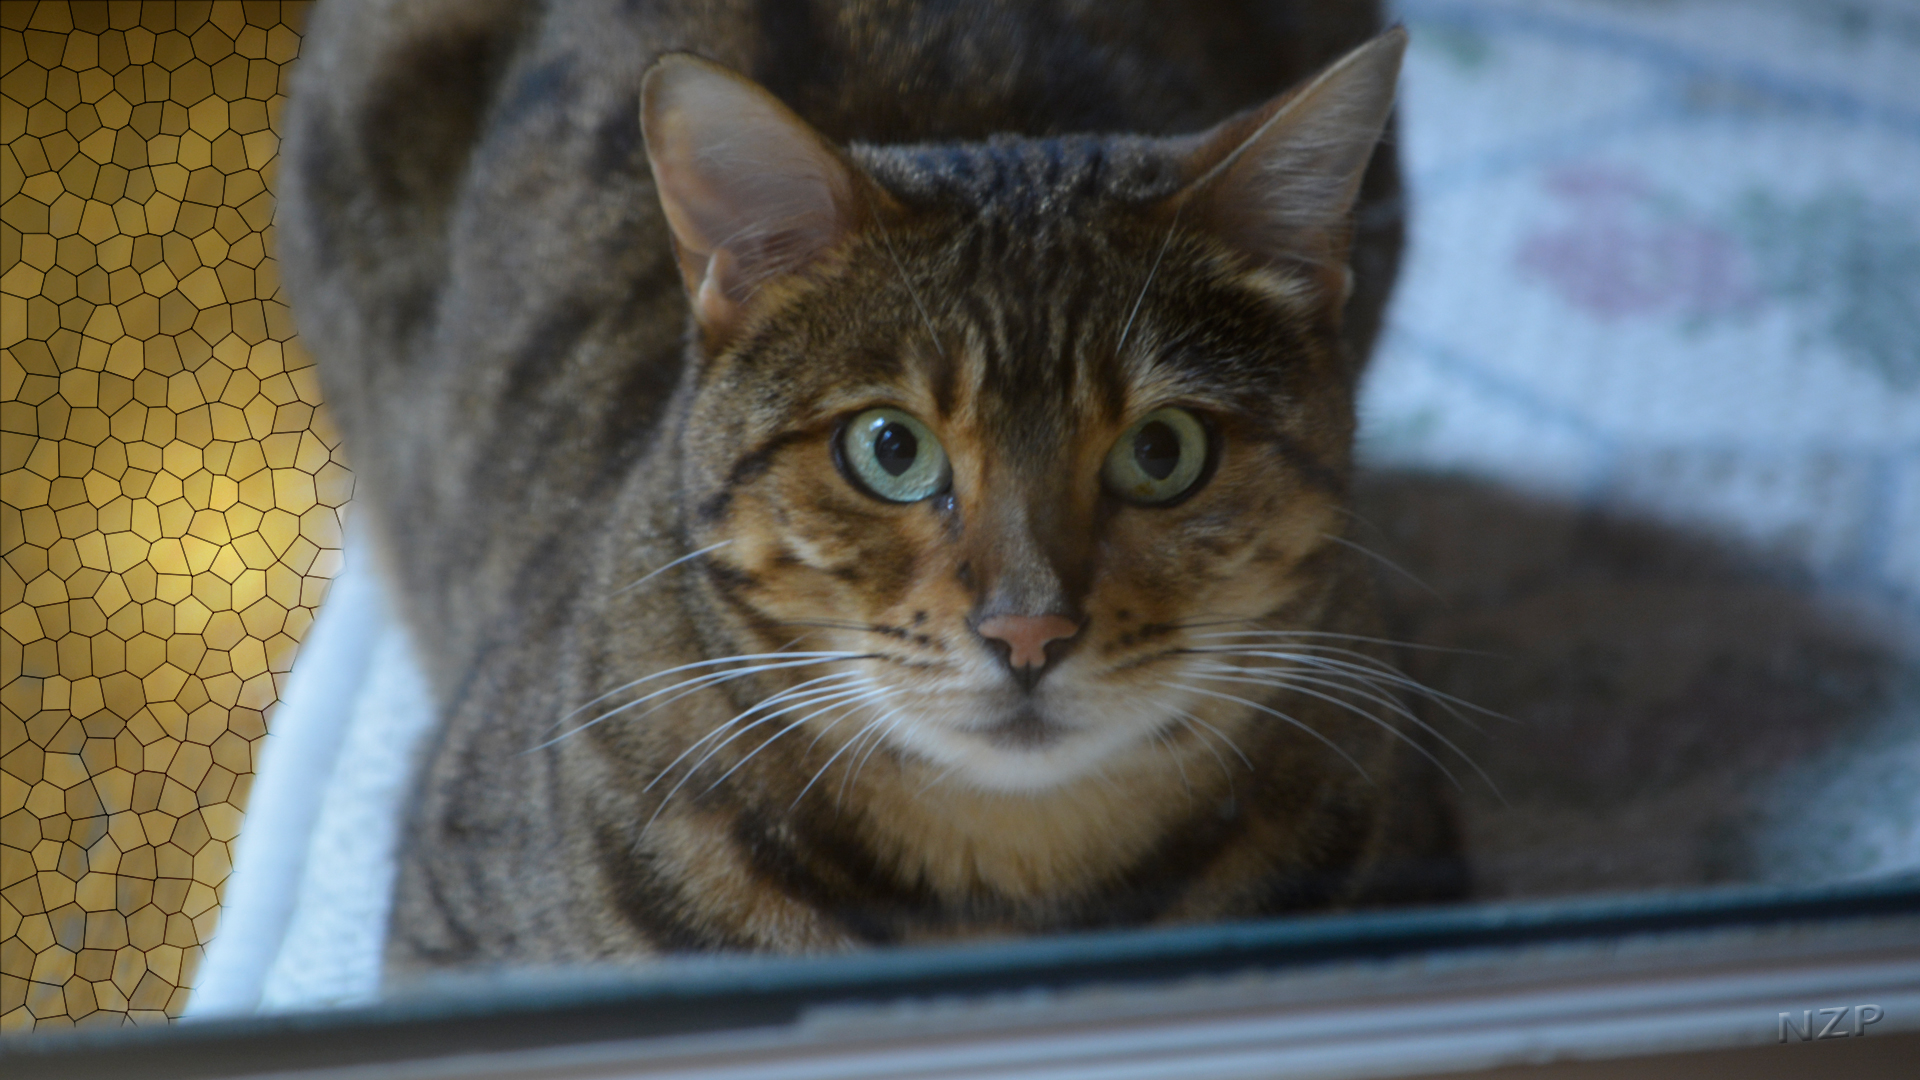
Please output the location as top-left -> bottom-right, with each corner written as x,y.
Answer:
642,54 -> 865,339
1170,27 -> 1407,300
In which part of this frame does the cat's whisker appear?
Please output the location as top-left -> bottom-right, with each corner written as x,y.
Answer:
913,759 -> 969,797
1161,681 -> 1374,785
639,680 -> 882,837
806,700 -> 892,797
868,192 -> 947,360
1328,503 -> 1395,545
584,649 -> 865,718
1116,210 -> 1181,357
839,709 -> 905,809
1178,666 -> 1482,796
657,680 -> 871,787
1187,645 -> 1510,724
609,670 -> 860,779
1189,646 -> 1509,735
1191,663 -> 1440,732
1151,705 -> 1245,799
1186,639 -> 1412,680
771,618 -> 894,634
1184,632 -> 1513,703
1148,727 -> 1195,808
796,699 -> 873,771
1164,616 -> 1281,632
580,633 -> 829,702
1086,762 -> 1126,797
551,648 -> 868,730
611,539 -> 733,597
847,712 -> 906,796
539,659 -> 867,751
1170,711 -> 1238,791
646,674 -> 871,793
1166,707 -> 1254,771
794,712 -> 892,811
1188,642 -> 1426,688
780,699 -> 882,796
804,700 -> 867,754
840,708 -> 907,808
1254,655 -> 1493,736
1319,532 -> 1443,601
1191,662 -> 1459,753
1187,650 -> 1510,800
698,681 -> 886,794
566,635 -> 825,721
1184,626 -> 1500,659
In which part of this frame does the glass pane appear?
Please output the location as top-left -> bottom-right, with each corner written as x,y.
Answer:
1,2 -> 1914,1072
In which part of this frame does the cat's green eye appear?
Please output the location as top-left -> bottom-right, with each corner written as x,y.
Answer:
840,408 -> 952,503
1102,407 -> 1210,505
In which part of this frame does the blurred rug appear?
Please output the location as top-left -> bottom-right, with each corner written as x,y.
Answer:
1362,0 -> 1920,899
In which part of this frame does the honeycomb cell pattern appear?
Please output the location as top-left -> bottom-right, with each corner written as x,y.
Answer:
2,1 -> 339,1032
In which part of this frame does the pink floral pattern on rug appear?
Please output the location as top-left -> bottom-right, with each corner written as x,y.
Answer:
1516,164 -> 1920,389
1517,166 -> 1755,320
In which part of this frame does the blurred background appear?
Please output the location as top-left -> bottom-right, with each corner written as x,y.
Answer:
1354,0 -> 1918,907
2,0 -> 1916,1032
1365,0 -> 1918,600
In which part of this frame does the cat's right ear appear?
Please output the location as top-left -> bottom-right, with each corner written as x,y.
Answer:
1168,28 -> 1407,304
642,55 -> 862,340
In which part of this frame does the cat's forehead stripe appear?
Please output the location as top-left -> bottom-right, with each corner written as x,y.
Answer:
874,135 -> 1182,222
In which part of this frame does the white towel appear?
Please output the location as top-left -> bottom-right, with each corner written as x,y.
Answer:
186,545 -> 436,1016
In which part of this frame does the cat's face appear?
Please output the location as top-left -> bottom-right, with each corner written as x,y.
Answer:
675,158 -> 1352,792
644,38 -> 1400,791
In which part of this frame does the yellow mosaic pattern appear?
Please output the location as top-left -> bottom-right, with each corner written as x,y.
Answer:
2,1 -> 332,1032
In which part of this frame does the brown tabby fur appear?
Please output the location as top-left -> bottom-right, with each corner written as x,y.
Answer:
278,0 -> 1464,971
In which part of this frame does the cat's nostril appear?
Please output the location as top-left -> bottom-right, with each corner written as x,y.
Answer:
976,614 -> 1080,674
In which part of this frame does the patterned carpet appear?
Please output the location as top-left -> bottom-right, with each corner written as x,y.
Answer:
1368,0 -> 1919,614
1360,0 -> 1919,898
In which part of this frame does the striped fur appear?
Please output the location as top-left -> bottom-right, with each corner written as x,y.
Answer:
279,0 -> 1461,973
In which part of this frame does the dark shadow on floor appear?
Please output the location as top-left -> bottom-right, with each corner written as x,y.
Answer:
1352,469 -> 1918,899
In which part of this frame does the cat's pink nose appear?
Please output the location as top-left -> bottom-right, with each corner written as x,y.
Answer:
976,614 -> 1080,672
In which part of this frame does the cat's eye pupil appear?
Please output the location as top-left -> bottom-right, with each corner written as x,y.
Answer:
1101,407 -> 1208,506
873,422 -> 918,476
841,408 -> 948,503
1134,421 -> 1181,480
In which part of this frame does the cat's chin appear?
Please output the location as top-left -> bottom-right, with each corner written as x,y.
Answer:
886,707 -> 1167,794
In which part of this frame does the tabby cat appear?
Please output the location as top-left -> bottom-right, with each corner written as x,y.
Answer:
279,0 -> 1464,970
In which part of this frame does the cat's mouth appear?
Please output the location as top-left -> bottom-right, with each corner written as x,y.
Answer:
884,684 -> 1169,791
979,707 -> 1059,750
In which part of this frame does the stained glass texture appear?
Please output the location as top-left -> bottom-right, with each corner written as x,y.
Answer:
1,0 -> 337,1032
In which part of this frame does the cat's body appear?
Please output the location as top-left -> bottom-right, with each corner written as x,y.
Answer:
280,0 -> 1463,971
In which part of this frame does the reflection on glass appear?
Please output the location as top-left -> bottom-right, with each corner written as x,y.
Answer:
1,0 -> 1915,1050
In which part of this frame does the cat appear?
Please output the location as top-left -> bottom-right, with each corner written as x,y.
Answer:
277,0 -> 1465,971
